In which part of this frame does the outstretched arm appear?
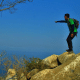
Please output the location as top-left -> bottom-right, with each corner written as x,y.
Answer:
55,20 -> 67,23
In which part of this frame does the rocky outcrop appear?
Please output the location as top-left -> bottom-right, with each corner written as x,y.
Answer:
30,52 -> 80,80
5,52 -> 80,80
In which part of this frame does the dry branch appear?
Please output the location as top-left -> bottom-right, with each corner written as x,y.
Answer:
0,0 -> 33,12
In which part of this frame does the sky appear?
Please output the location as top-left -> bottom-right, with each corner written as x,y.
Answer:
0,0 -> 80,60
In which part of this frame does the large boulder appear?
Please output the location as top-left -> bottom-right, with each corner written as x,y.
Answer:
5,68 -> 27,80
52,54 -> 80,80
30,52 -> 80,80
5,68 -> 17,80
41,54 -> 59,68
58,52 -> 76,63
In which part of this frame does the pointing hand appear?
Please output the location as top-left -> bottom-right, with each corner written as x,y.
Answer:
55,21 -> 57,23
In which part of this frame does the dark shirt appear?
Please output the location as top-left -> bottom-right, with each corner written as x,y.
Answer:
57,19 -> 75,33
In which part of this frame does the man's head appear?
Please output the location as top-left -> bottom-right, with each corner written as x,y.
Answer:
64,13 -> 70,20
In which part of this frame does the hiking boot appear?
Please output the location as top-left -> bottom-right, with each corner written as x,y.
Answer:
66,49 -> 73,52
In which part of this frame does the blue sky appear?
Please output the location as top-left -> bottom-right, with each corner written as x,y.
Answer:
0,0 -> 80,60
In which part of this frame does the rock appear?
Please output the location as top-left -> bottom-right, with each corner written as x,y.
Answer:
5,68 -> 17,80
20,73 -> 27,80
30,69 -> 55,80
5,69 -> 27,80
75,53 -> 80,57
41,54 -> 59,68
52,55 -> 80,80
58,52 -> 75,63
5,52 -> 80,80
30,55 -> 80,80
27,69 -> 39,79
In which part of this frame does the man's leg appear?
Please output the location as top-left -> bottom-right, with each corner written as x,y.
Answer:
66,33 -> 73,50
66,32 -> 77,50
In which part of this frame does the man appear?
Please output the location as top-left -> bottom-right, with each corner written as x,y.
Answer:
55,13 -> 78,52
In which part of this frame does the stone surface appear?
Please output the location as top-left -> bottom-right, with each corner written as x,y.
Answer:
5,69 -> 27,80
20,73 -> 27,80
58,52 -> 75,63
5,52 -> 80,80
41,54 -> 59,68
52,55 -> 80,80
27,69 -> 39,79
5,68 -> 17,80
30,52 -> 80,80
75,53 -> 80,57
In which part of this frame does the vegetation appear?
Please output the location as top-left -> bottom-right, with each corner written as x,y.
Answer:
0,50 -> 51,80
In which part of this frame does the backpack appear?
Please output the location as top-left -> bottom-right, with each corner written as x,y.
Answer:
71,18 -> 79,29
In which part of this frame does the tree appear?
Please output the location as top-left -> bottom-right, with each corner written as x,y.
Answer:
0,0 -> 33,13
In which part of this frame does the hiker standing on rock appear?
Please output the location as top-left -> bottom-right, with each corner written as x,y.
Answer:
55,13 -> 79,52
